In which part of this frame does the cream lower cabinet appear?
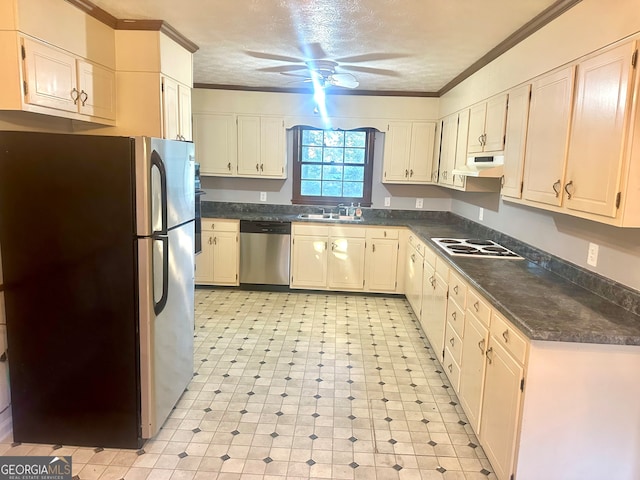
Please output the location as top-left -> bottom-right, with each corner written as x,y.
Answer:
442,270 -> 467,391
420,245 -> 449,361
480,311 -> 527,480
364,228 -> 400,293
290,228 -> 329,289
195,219 -> 239,286
404,234 -> 425,316
327,229 -> 366,291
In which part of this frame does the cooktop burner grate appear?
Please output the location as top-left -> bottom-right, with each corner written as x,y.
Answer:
431,238 -> 523,259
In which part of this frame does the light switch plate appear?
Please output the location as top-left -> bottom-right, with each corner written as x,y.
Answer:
260,192 -> 267,202
587,242 -> 599,267
415,198 -> 423,209
384,197 -> 391,207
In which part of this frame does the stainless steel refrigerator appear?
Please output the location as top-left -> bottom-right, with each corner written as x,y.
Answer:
0,132 -> 195,448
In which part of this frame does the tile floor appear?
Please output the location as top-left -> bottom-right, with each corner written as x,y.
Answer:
0,289 -> 497,480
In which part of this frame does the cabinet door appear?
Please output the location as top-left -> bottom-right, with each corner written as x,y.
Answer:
484,94 -> 508,152
480,339 -> 524,480
193,113 -> 237,176
438,114 -> 458,186
431,120 -> 442,183
76,59 -> 116,120
328,237 -> 366,290
178,84 -> 192,141
404,244 -> 423,316
260,116 -> 286,177
421,269 -> 448,361
453,109 -> 470,188
458,311 -> 489,433
365,238 -> 398,292
408,122 -> 436,182
467,103 -> 487,153
564,42 -> 636,217
502,84 -> 531,199
22,37 -> 77,113
237,115 -> 261,176
382,122 -> 411,182
212,231 -> 239,286
522,66 -> 575,206
291,235 -> 328,288
162,76 -> 180,140
195,233 -> 215,285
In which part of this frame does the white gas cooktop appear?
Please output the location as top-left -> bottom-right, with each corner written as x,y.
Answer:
432,238 -> 523,259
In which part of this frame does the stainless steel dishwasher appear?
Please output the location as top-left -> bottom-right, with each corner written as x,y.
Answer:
239,220 -> 291,285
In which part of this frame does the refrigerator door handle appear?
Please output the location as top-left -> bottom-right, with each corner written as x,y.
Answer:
154,235 -> 169,315
151,150 -> 168,236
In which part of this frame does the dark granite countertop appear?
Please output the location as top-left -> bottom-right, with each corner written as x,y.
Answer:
202,202 -> 640,346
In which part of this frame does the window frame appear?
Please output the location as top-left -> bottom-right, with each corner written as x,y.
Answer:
291,126 -> 375,206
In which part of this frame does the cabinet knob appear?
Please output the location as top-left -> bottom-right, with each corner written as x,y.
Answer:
383,231 -> 387,237
70,87 -> 80,104
564,180 -> 574,200
552,179 -> 561,197
372,244 -> 376,253
477,338 -> 485,354
473,301 -> 480,312
260,163 -> 264,172
405,169 -> 409,178
256,163 -> 259,171
478,134 -> 483,145
213,236 -> 217,245
453,285 -> 459,294
227,162 -> 231,171
447,364 -> 453,373
502,329 -> 510,343
411,253 -> 416,263
410,169 -> 414,177
449,337 -> 455,347
451,311 -> 457,320
486,346 -> 494,364
79,90 -> 88,106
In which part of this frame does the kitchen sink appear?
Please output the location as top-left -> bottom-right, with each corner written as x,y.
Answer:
297,213 -> 362,222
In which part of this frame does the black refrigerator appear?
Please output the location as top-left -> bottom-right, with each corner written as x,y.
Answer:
0,132 -> 196,448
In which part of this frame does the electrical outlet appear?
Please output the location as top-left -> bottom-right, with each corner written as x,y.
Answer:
384,197 -> 391,207
479,207 -> 484,221
260,192 -> 267,202
415,198 -> 424,209
587,242 -> 599,267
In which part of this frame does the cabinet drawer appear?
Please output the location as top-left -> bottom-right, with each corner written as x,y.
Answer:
491,311 -> 528,364
330,225 -> 366,238
444,322 -> 463,364
446,297 -> 465,338
202,218 -> 239,232
367,227 -> 399,240
448,270 -> 467,308
443,348 -> 461,391
408,234 -> 425,256
293,223 -> 330,236
467,289 -> 491,326
423,244 -> 437,270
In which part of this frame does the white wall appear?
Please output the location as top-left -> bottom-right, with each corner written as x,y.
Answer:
442,0 -> 640,291
196,88 -> 453,211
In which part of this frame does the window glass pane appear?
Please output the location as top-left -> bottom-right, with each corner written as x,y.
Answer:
343,166 -> 364,182
301,180 -> 321,196
302,146 -> 323,162
322,165 -> 343,181
302,129 -> 324,146
324,131 -> 345,147
323,147 -> 344,164
343,182 -> 364,197
301,164 -> 322,180
345,131 -> 366,148
322,181 -> 342,197
344,148 -> 365,164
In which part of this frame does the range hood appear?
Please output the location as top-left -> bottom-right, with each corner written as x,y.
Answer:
452,155 -> 504,178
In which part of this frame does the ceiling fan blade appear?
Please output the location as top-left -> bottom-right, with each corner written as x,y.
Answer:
299,42 -> 327,60
280,72 -> 313,79
329,73 -> 359,89
245,50 -> 303,63
258,65 -> 308,73
334,52 -> 408,63
339,65 -> 402,77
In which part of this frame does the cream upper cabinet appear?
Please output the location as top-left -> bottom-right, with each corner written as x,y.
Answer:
438,114 -> 458,186
193,113 -> 237,176
522,66 -> 576,206
20,36 -> 115,122
195,219 -> 239,286
467,94 -> 508,154
382,121 -> 436,184
563,41 -> 636,218
237,115 -> 286,178
501,84 -> 532,199
453,108 -> 470,188
162,76 -> 192,141
364,228 -> 400,293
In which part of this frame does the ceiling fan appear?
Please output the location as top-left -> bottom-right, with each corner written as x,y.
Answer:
245,43 -> 404,90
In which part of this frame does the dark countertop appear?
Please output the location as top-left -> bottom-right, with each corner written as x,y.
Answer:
202,205 -> 640,346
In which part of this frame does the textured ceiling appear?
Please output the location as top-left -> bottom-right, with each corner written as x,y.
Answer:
91,0 -> 561,94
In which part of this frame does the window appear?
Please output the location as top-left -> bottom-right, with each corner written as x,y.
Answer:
292,126 -> 375,206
